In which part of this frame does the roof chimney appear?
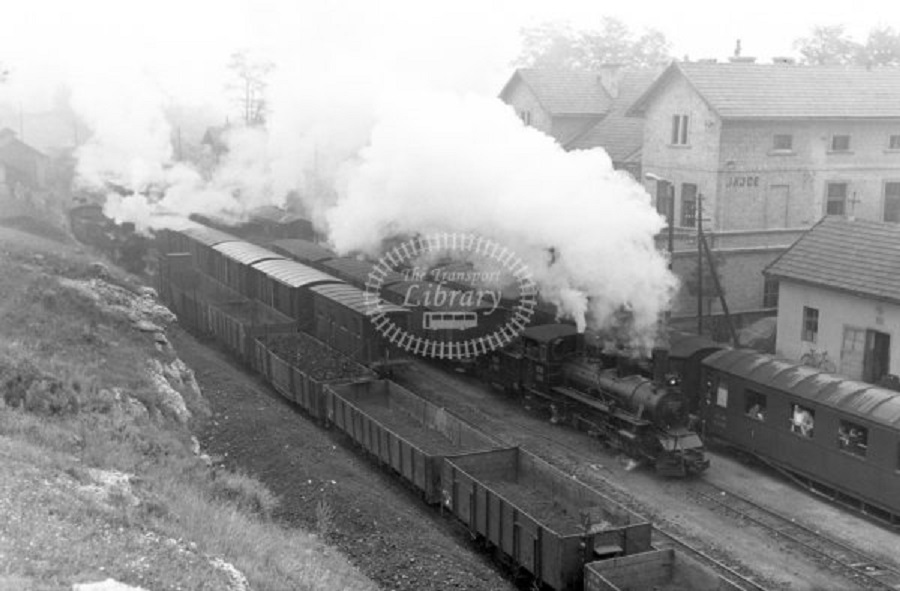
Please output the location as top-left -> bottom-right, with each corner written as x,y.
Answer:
598,63 -> 624,98
728,39 -> 756,63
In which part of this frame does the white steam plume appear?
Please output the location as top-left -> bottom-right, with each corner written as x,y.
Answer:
325,90 -> 678,343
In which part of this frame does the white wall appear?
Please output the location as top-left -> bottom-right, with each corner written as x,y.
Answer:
776,279 -> 900,379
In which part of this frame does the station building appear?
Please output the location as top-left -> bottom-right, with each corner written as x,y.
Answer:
627,61 -> 900,328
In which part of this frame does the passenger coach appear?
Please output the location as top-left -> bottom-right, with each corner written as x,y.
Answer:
700,348 -> 900,523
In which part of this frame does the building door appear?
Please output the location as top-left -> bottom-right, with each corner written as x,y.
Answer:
863,330 -> 890,384
766,185 -> 790,227
840,327 -> 865,380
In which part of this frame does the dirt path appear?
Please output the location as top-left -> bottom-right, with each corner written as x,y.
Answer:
396,361 -> 895,591
171,330 -> 516,591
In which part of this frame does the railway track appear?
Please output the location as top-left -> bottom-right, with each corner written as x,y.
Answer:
397,362 -> 775,591
691,481 -> 900,591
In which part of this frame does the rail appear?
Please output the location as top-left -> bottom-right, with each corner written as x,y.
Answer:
691,481 -> 900,590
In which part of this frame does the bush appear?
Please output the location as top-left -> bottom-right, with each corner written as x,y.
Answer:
208,469 -> 280,520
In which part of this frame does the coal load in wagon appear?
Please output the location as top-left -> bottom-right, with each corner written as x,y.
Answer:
256,332 -> 374,419
326,380 -> 502,502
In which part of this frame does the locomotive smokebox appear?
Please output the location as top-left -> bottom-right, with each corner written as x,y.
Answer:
652,347 -> 670,385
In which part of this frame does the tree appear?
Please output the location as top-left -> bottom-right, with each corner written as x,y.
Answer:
793,25 -> 862,65
794,25 -> 900,66
228,50 -> 275,126
864,26 -> 900,66
515,18 -> 672,70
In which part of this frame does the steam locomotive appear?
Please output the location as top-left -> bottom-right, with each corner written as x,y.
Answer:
479,324 -> 710,477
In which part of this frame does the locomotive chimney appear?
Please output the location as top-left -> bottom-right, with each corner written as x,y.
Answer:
652,347 -> 670,384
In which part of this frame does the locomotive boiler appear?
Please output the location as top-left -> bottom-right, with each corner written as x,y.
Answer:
562,358 -> 688,429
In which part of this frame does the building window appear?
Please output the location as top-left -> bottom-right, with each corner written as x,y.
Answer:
838,420 -> 868,457
773,134 -> 793,151
745,390 -> 766,421
790,403 -> 815,438
826,182 -> 848,215
763,277 -> 779,308
802,306 -> 819,343
671,114 -> 689,145
889,135 -> 900,150
681,183 -> 697,227
885,182 -> 900,223
831,134 -> 851,152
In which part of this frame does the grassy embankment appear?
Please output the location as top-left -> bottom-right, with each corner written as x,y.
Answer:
0,224 -> 375,591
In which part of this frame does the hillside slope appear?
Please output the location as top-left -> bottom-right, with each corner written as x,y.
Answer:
0,223 -> 376,591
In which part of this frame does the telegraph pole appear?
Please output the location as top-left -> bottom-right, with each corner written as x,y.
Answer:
697,194 -> 703,335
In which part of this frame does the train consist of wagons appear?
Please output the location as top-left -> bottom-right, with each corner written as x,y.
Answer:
155,223 -> 737,591
156,220 -> 900,527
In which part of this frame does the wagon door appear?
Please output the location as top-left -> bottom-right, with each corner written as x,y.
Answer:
700,371 -> 729,438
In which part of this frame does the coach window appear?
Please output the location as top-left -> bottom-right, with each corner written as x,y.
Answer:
790,403 -> 815,438
744,390 -> 766,421
838,420 -> 868,457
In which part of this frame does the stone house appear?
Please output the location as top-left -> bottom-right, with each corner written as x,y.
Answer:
499,67 -> 660,177
626,61 -> 900,328
765,216 -> 900,384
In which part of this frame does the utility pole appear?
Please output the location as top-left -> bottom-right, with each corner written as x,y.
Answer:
697,194 -> 703,335
667,183 -> 675,270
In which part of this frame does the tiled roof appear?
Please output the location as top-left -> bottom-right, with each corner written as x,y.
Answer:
764,216 -> 900,303
629,62 -> 900,119
501,69 -> 613,115
567,68 -> 661,159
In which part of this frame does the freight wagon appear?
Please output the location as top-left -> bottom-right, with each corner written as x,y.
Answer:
253,332 -> 374,420
442,447 -> 652,590
584,548 -> 741,591
269,238 -> 336,265
325,379 -> 503,503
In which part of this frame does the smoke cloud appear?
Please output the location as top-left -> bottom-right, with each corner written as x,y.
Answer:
12,2 -> 677,343
325,89 -> 676,342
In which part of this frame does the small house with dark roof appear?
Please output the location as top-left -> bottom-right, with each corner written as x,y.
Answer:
764,216 -> 900,384
626,60 -> 900,325
0,128 -> 49,189
499,66 -> 660,175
